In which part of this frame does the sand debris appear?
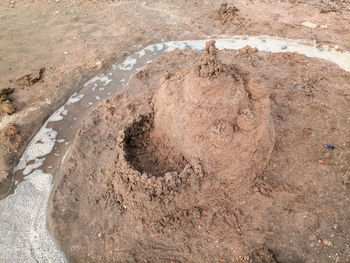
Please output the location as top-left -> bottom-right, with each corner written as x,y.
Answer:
216,2 -> 239,24
0,88 -> 15,115
16,68 -> 45,86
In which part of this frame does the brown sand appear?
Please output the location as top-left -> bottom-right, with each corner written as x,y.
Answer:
0,88 -> 16,115
1,0 -> 350,187
153,41 -> 274,180
215,3 -> 240,25
49,44 -> 350,262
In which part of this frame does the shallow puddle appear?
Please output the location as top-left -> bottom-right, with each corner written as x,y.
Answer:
0,35 -> 349,262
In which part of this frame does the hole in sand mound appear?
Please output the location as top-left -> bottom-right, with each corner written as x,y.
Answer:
124,113 -> 187,177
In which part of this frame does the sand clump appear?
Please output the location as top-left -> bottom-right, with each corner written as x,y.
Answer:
215,2 -> 240,25
194,40 -> 224,78
0,88 -> 15,115
0,89 -> 17,186
0,87 -> 17,186
49,43 -> 350,262
153,40 -> 274,180
15,68 -> 45,86
0,123 -> 20,190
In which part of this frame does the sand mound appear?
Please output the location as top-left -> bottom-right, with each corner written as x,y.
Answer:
49,43 -> 350,262
153,40 -> 274,180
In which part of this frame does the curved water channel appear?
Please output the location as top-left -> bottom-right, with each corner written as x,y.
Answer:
0,35 -> 350,262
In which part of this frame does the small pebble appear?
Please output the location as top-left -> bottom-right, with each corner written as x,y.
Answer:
323,240 -> 332,246
324,144 -> 335,150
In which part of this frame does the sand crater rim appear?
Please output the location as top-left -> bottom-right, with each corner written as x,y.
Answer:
123,113 -> 188,178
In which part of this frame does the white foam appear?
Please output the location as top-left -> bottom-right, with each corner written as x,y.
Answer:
66,93 -> 84,105
23,158 -> 45,176
138,49 -> 146,58
302,21 -> 318,28
84,74 -> 113,87
170,36 -> 350,72
119,57 -> 137,71
48,106 -> 66,122
156,43 -> 164,50
165,41 -> 187,52
14,125 -> 57,173
83,76 -> 100,87
13,88 -> 85,175
145,45 -> 155,52
0,170 -> 66,263
99,75 -> 113,86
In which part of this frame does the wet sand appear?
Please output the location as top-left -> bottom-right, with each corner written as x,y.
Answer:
1,0 -> 350,183
1,0 -> 350,262
1,37 -> 350,262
